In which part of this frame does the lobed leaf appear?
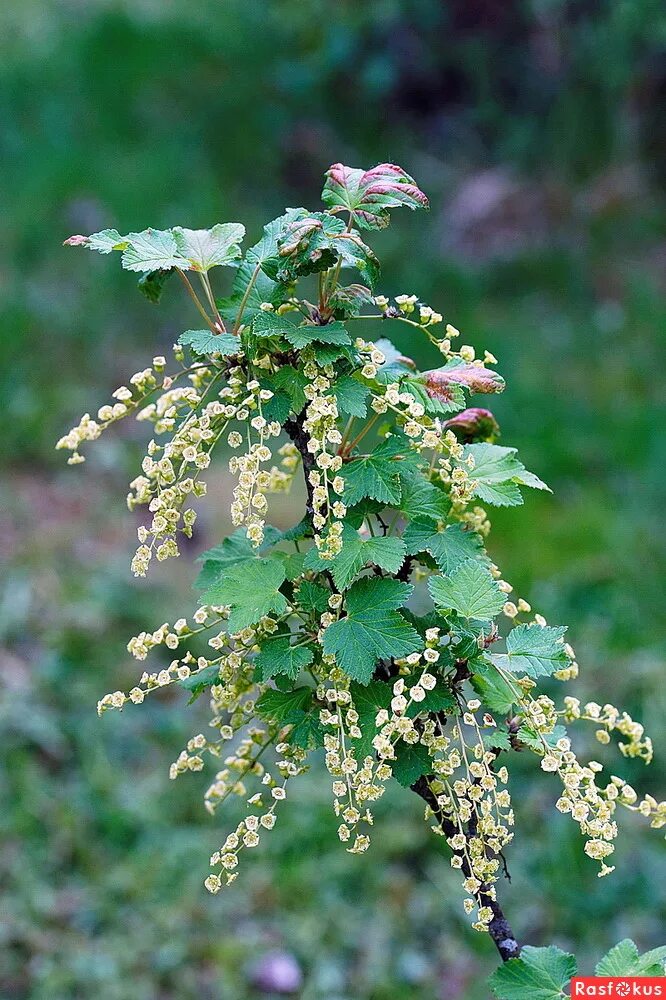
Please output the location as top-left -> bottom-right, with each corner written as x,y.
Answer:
470,661 -> 517,715
172,223 -> 244,271
255,637 -> 314,681
349,680 -> 392,759
310,524 -> 406,590
397,469 -> 451,522
491,624 -> 568,679
255,686 -> 313,725
121,229 -> 188,272
595,938 -> 666,977
488,945 -> 576,1000
403,521 -> 486,574
194,526 -> 282,590
464,443 -> 550,508
322,578 -> 422,683
391,742 -> 431,787
202,557 -> 287,632
178,329 -> 243,357
274,211 -> 381,288
341,435 -> 412,507
322,162 -> 429,230
137,268 -> 175,304
429,560 -> 505,621
332,375 -> 370,418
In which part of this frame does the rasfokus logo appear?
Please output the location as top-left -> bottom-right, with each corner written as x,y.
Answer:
571,978 -> 664,997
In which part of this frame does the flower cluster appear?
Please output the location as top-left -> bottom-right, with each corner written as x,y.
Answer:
59,163 -> 665,946
205,736 -> 308,893
302,360 -> 346,559
227,376 -> 282,546
56,362 -> 162,463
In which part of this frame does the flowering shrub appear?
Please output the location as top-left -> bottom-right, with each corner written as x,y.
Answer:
59,162 -> 665,992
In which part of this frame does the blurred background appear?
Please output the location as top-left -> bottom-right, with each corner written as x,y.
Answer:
2,1 -> 666,997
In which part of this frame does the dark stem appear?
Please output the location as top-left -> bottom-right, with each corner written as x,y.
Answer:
285,408 -> 521,965
411,775 -> 521,963
284,413 -> 315,522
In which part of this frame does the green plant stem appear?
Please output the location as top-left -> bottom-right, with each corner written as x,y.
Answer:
344,411 -> 379,455
339,416 -> 356,454
200,271 -> 226,331
233,262 -> 262,334
177,269 -> 218,332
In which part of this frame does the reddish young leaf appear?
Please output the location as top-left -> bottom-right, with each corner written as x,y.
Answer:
423,362 -> 505,401
322,162 -> 429,230
443,407 -> 500,442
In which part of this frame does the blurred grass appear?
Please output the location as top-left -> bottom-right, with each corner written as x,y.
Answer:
1,2 -> 666,998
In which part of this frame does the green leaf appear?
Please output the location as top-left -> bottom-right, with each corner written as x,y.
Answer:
172,223 -> 244,271
194,527 -> 282,589
284,320 -> 351,351
483,730 -> 512,752
255,685 -> 313,724
322,578 -> 422,684
270,365 -> 308,415
274,211 -> 381,289
252,310 -> 351,350
272,211 -> 344,278
402,375 -> 466,416
391,742 -> 431,787
217,212 -> 303,325
322,162 -> 429,231
273,551 -> 306,581
470,661 -> 516,715
287,709 -> 325,750
595,940 -> 640,977
178,329 -> 243,357
334,231 -> 381,290
464,443 -> 550,508
296,580 -> 330,615
406,682 -> 456,718
403,521 -> 486,574
491,624 -> 568,679
332,375 -> 370,418
137,268 -> 174,303
401,608 -> 443,640
65,229 -> 127,253
121,228 -> 188,272
341,435 -> 408,506
373,337 -> 416,385
397,470 -> 451,522
429,561 -> 505,621
255,637 -> 314,681
250,208 -> 306,281
178,664 -> 221,701
274,517 -> 312,544
595,939 -> 666,976
202,558 -> 287,632
258,387 -> 292,424
314,525 -> 406,590
350,680 -> 392,759
488,945 -> 576,1000
517,723 -> 567,752
311,341 -> 359,366
218,262 -> 286,327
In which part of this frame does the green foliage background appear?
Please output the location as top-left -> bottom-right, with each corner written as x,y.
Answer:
2,2 -> 665,997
